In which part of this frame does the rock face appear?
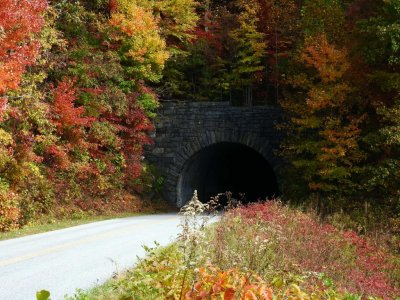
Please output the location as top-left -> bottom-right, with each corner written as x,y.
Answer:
145,101 -> 283,207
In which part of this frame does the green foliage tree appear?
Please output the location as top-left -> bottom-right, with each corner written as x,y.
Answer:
356,0 -> 400,211
301,0 -> 346,43
278,0 -> 368,211
227,0 -> 266,105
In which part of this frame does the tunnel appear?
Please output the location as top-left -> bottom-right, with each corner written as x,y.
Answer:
177,142 -> 279,207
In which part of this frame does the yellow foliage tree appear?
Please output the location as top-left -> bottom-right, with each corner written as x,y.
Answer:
110,0 -> 169,82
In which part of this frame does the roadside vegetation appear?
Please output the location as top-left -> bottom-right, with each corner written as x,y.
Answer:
62,193 -> 399,300
1,0 -> 400,240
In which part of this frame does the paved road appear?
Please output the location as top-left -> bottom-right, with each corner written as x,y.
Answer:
0,213 -> 182,300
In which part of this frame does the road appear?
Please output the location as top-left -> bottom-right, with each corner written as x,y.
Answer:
0,213 -> 182,300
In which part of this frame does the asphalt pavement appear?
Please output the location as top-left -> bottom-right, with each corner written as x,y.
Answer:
0,213 -> 182,300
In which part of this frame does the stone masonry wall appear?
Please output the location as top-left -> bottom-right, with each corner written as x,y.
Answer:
145,101 -> 283,207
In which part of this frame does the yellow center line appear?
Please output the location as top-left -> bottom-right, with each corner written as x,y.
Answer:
0,216 -> 179,267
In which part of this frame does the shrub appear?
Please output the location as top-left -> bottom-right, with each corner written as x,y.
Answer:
18,177 -> 54,225
68,243 -> 352,300
64,195 -> 399,300
0,189 -> 20,231
209,201 -> 399,299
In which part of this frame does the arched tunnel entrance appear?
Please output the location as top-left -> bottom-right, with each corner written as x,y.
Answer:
177,142 -> 279,206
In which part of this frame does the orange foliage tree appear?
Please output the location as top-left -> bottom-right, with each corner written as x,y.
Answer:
0,0 -> 47,97
0,0 -> 47,231
51,78 -> 93,142
280,34 -> 364,206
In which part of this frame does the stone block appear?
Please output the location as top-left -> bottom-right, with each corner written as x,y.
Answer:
146,101 -> 283,206
152,148 -> 165,155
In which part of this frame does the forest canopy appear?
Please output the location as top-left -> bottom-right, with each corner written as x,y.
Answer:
0,0 -> 400,230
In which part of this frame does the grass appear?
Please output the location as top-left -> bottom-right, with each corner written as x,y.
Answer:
0,212 -> 146,241
63,194 -> 400,300
67,281 -> 119,300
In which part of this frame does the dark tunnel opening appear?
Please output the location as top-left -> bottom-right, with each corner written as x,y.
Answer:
177,142 -> 279,207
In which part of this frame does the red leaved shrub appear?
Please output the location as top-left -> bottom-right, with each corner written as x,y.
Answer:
43,144 -> 71,170
51,77 -> 94,144
214,201 -> 399,299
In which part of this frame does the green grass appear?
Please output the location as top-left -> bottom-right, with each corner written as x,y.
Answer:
0,212 -> 145,241
67,279 -> 120,300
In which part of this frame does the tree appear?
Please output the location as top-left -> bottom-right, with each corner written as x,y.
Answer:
110,0 -> 169,82
356,0 -> 400,208
134,0 -> 198,45
110,0 -> 197,84
280,34 -> 364,209
0,0 -> 47,230
51,77 -> 93,144
0,0 -> 47,97
258,0 -> 301,104
301,0 -> 346,44
227,0 -> 266,105
157,0 -> 230,101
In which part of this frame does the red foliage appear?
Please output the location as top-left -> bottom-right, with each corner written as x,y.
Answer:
230,202 -> 399,299
13,132 -> 42,163
119,94 -> 154,180
0,0 -> 47,95
75,86 -> 155,182
75,162 -> 101,180
109,0 -> 118,13
342,231 -> 396,298
51,78 -> 94,135
44,144 -> 70,170
192,23 -> 223,53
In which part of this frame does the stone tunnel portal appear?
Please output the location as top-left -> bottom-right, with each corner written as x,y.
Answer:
145,101 -> 283,207
177,142 -> 279,206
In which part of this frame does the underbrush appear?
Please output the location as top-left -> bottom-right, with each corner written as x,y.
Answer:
0,163 -> 169,232
1,190 -> 171,240
211,202 -> 399,299
70,244 -> 351,300
67,193 -> 400,300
